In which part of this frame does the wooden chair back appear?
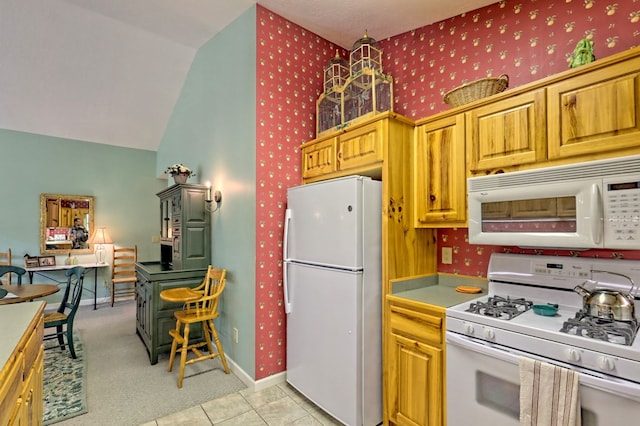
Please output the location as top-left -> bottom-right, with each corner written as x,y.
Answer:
0,265 -> 25,285
43,266 -> 85,358
0,248 -> 11,284
184,267 -> 227,317
110,245 -> 137,306
111,246 -> 137,281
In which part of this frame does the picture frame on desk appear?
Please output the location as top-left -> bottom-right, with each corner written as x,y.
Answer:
24,256 -> 39,268
38,256 -> 56,267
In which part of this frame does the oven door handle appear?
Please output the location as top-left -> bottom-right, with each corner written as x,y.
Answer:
446,332 -> 640,402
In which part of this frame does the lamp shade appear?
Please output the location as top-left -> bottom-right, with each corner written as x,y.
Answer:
89,227 -> 113,245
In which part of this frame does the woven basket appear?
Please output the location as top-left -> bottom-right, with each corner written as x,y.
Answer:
443,74 -> 509,107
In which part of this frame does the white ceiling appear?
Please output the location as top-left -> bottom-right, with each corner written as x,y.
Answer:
0,0 -> 495,151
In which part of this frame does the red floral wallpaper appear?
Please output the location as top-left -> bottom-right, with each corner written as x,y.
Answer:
255,6 -> 342,379
255,1 -> 640,379
379,0 -> 640,119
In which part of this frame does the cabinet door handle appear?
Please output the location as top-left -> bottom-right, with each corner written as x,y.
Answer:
430,194 -> 436,202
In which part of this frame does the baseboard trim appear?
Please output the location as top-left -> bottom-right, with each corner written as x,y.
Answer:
225,355 -> 286,392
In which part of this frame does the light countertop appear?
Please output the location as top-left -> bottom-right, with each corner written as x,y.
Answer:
389,274 -> 488,308
0,302 -> 45,370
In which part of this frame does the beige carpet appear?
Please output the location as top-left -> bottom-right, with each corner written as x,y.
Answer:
53,299 -> 246,425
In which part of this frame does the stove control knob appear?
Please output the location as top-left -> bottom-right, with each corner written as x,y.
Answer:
463,323 -> 474,335
484,328 -> 495,340
566,348 -> 580,362
598,357 -> 615,372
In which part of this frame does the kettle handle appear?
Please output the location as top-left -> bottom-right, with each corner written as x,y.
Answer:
591,269 -> 636,297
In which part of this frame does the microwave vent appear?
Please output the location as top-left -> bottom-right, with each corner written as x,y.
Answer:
468,155 -> 640,191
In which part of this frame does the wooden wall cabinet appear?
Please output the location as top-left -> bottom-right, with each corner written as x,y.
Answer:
414,114 -> 467,227
386,296 -> 444,426
466,89 -> 547,174
461,46 -> 640,176
302,116 -> 387,182
301,138 -> 336,179
0,303 -> 44,426
546,55 -> 640,159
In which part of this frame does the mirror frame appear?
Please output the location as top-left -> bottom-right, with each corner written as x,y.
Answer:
40,193 -> 95,255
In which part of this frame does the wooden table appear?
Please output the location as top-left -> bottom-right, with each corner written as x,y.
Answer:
0,284 -> 60,305
24,263 -> 109,310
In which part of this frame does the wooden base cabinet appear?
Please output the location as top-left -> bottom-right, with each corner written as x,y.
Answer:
0,303 -> 45,426
135,262 -> 207,364
386,297 -> 444,426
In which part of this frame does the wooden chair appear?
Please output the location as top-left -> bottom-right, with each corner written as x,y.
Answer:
0,248 -> 11,284
110,245 -> 137,307
0,265 -> 25,285
43,266 -> 85,359
167,266 -> 230,388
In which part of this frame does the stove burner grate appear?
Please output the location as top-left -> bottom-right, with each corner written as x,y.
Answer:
465,295 -> 533,320
560,311 -> 639,346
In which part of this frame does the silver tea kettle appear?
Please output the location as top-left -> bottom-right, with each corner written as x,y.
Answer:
573,270 -> 637,322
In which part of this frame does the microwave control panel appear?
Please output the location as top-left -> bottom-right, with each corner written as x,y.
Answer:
602,177 -> 640,248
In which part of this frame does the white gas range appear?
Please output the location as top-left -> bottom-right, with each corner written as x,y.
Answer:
445,253 -> 640,426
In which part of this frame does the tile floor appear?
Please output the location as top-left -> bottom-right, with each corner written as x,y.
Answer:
139,382 -> 344,426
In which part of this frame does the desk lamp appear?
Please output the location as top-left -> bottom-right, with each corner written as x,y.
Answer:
89,227 -> 113,264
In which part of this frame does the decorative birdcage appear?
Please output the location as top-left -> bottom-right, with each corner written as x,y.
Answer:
342,69 -> 392,123
316,31 -> 393,137
317,91 -> 343,135
349,31 -> 383,76
317,52 -> 349,134
324,50 -> 349,94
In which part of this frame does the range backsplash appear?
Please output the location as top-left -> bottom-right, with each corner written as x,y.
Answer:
437,228 -> 640,277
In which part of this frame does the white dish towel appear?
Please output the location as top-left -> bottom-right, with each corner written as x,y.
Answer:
519,357 -> 581,426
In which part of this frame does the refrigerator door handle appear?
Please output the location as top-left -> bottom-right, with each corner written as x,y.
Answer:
283,261 -> 292,314
283,209 -> 293,314
283,208 -> 292,261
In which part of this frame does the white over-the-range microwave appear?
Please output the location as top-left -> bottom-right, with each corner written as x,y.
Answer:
467,154 -> 640,249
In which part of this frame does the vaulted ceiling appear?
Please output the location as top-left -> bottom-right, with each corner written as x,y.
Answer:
0,0 -> 494,151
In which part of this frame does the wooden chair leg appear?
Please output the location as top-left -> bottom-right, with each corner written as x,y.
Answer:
209,320 -> 230,374
168,319 -> 181,372
178,323 -> 190,389
202,320 -> 214,354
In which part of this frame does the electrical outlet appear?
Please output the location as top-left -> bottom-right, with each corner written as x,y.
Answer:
233,327 -> 239,343
442,247 -> 453,265
151,235 -> 160,243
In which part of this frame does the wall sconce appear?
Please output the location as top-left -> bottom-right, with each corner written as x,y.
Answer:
205,182 -> 222,213
88,227 -> 113,264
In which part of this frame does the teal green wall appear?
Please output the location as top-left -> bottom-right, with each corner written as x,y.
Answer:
157,7 -> 257,378
0,129 -> 165,301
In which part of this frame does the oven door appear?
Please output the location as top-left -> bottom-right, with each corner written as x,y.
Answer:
446,332 -> 640,426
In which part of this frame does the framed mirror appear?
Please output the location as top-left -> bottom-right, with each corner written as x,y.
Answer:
40,194 -> 95,255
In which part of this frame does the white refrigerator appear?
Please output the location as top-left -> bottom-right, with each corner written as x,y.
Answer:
283,175 -> 382,426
